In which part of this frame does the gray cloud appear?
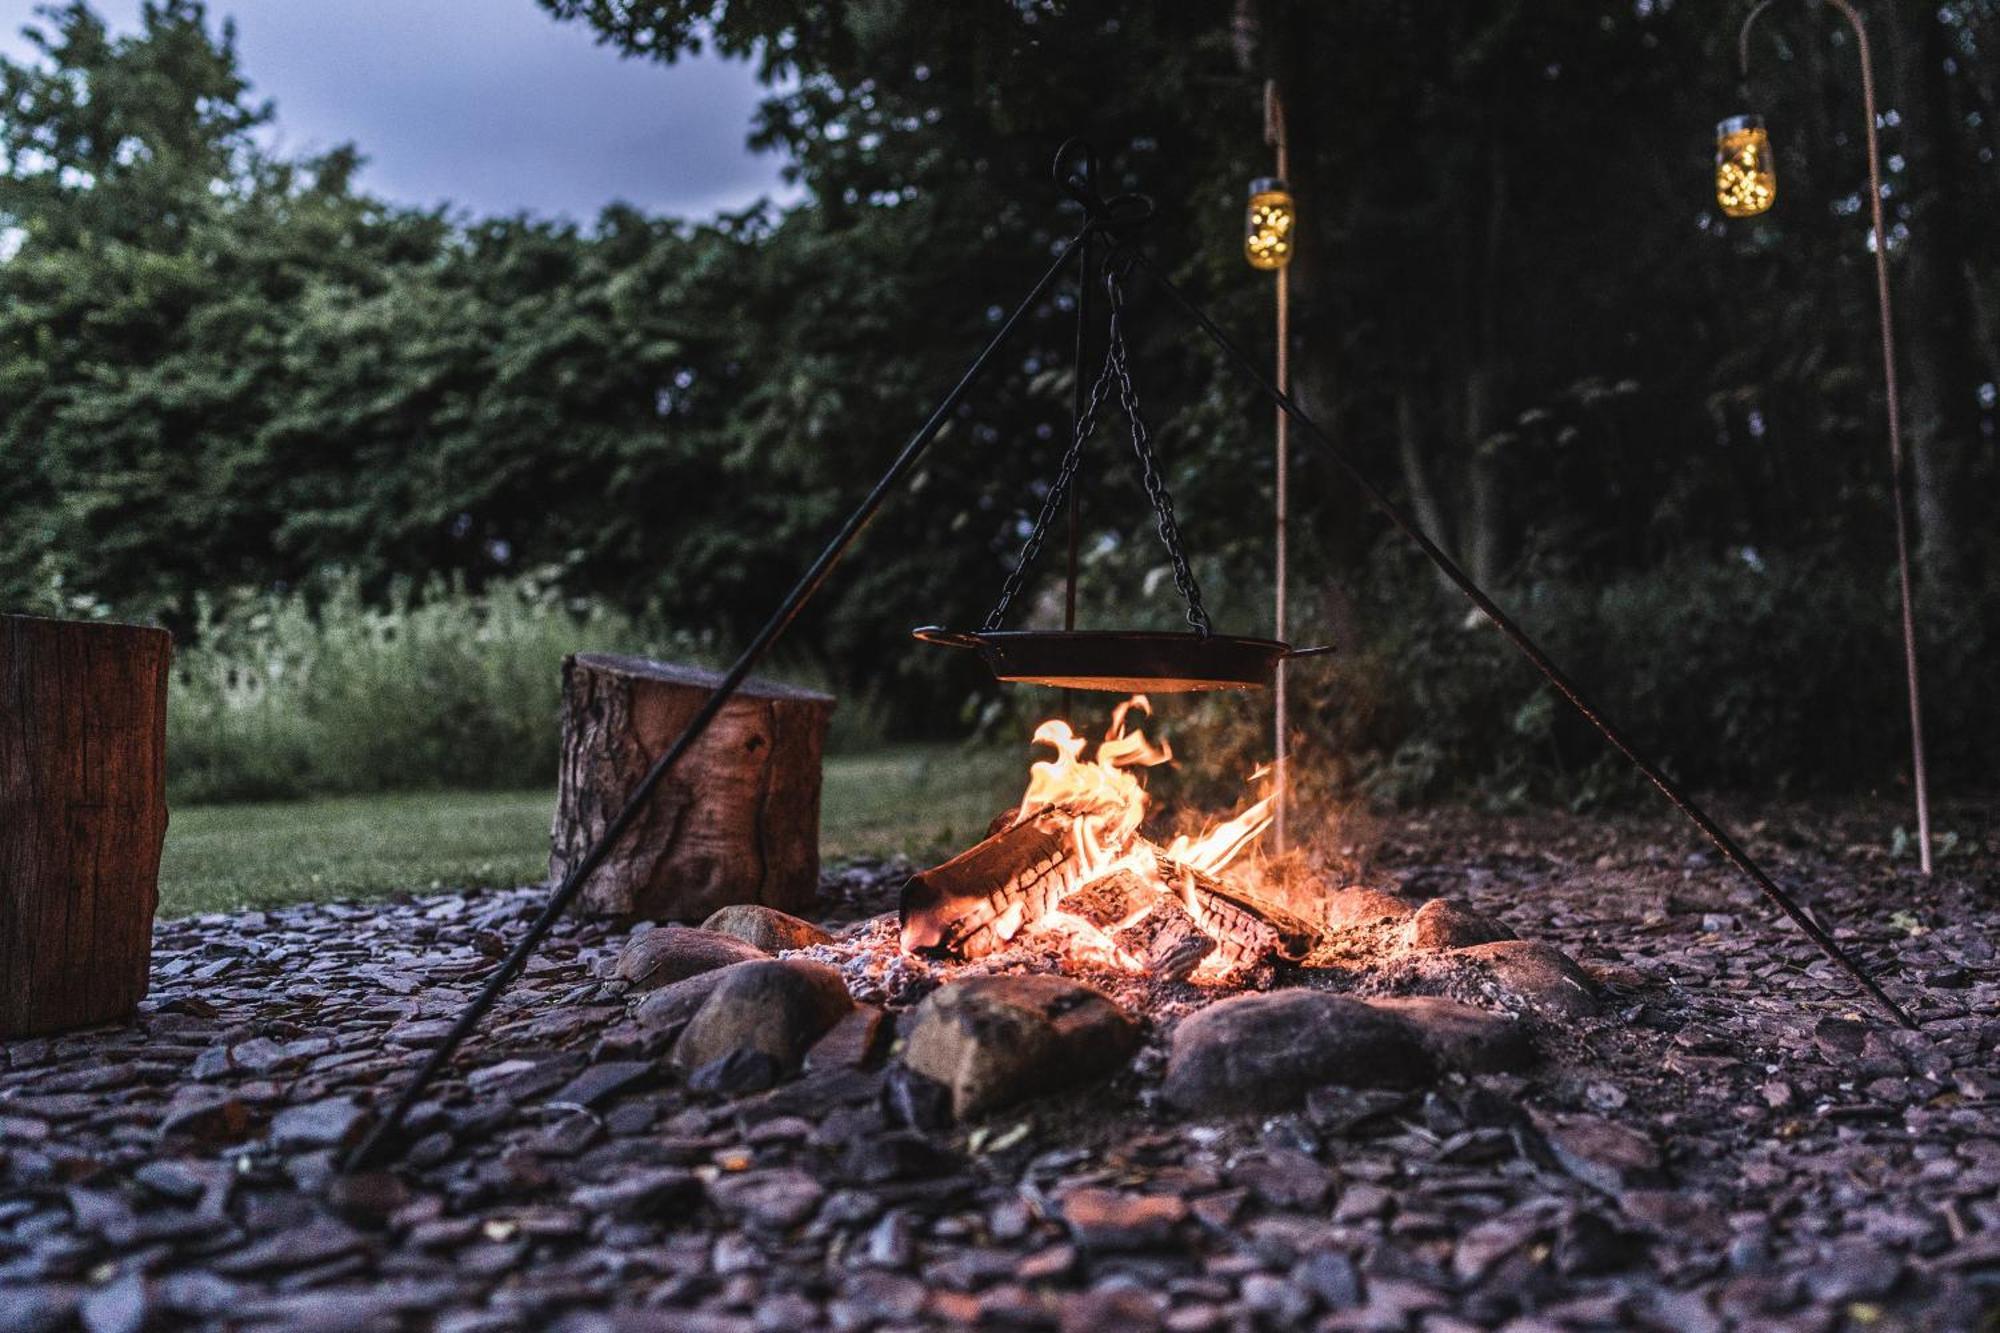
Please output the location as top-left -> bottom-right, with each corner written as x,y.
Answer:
0,0 -> 800,221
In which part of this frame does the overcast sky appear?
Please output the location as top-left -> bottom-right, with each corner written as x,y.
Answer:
0,0 -> 801,221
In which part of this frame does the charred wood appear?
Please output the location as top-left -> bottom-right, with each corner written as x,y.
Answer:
1035,868 -> 1214,980
899,819 -> 1319,976
1154,847 -> 1317,973
1052,869 -> 1155,934
900,809 -> 1088,958
1113,891 -> 1215,982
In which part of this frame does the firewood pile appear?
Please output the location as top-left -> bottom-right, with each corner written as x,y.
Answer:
898,806 -> 1317,982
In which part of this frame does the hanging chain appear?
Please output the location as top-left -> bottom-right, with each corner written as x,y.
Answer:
1104,269 -> 1212,636
982,263 -> 1212,636
981,340 -> 1121,631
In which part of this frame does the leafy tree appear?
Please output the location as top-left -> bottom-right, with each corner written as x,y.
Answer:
0,2 -> 448,611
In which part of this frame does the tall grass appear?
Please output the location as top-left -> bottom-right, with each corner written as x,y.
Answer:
167,576 -> 714,804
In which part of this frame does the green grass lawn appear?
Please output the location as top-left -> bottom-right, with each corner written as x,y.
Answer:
157,745 -> 1020,917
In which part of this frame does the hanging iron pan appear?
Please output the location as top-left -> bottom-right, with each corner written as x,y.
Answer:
914,210 -> 1335,694
912,626 -> 1334,693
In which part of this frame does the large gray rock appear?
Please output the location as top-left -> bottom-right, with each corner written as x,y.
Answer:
1163,991 -> 1434,1115
632,962 -> 756,1031
900,975 -> 1139,1119
671,959 -> 852,1075
701,904 -> 833,953
1457,940 -> 1602,1018
1363,995 -> 1536,1074
1403,898 -> 1515,951
615,925 -> 767,991
805,1003 -> 892,1071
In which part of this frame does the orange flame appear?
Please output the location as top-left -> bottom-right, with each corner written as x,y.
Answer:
1015,695 -> 1274,906
1163,793 -> 1276,876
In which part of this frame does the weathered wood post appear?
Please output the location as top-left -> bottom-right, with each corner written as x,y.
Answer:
1,614 -> 171,1037
550,654 -> 834,922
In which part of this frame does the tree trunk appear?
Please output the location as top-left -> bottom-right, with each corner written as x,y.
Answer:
1,614 -> 170,1037
1463,137 -> 1510,590
1464,360 -> 1504,588
1892,3 -> 1980,593
550,654 -> 834,922
1395,387 -> 1449,552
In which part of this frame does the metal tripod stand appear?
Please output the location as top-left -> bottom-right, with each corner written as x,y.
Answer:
346,138 -> 1915,1173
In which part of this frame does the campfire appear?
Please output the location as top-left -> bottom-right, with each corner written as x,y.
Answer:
899,696 -> 1317,982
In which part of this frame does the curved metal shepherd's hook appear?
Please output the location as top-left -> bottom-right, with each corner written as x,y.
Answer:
1737,0 -> 1935,876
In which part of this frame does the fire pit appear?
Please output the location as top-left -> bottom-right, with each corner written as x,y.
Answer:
602,693 -> 1609,1127
899,696 -> 1314,982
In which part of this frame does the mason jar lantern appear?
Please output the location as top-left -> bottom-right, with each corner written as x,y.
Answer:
1244,177 -> 1296,270
1715,114 -> 1777,218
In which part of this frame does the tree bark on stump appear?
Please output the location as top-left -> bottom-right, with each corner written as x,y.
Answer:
1,615 -> 170,1037
550,654 -> 834,922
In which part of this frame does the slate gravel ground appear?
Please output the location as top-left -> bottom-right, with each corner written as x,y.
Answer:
1,799 -> 1996,1331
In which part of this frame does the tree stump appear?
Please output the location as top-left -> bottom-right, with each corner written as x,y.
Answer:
2,615 -> 171,1037
551,654 -> 835,922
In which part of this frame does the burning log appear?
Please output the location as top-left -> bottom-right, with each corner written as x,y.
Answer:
1050,869 -> 1153,933
1112,891 -> 1215,982
899,697 -> 1319,979
900,818 -> 1319,977
1047,870 -> 1215,981
900,808 -> 1089,958
1155,846 -> 1317,974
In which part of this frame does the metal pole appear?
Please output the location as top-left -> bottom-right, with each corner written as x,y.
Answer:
1137,251 -> 1917,1030
344,230 -> 1090,1172
1266,80 -> 1292,857
1846,2 -> 1934,877
1739,0 -> 1933,874
1274,263 -> 1290,856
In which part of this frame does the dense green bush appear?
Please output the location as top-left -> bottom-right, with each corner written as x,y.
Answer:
163,573 -> 899,804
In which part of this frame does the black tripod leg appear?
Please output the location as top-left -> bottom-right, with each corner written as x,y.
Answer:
1136,252 -> 1916,1031
343,231 -> 1091,1172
